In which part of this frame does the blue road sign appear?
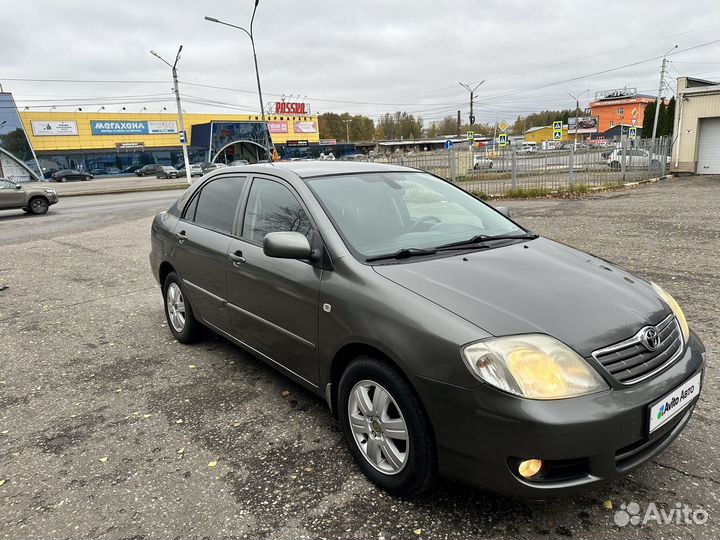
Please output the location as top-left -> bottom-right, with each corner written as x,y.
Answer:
444,140 -> 453,150
628,127 -> 637,140
498,133 -> 508,147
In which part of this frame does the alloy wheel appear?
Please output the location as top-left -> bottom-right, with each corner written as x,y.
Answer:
347,380 -> 409,475
166,282 -> 186,333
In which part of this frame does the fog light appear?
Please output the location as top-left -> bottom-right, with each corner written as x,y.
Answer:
518,459 -> 543,478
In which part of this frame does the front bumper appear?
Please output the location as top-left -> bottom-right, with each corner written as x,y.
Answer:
413,332 -> 706,498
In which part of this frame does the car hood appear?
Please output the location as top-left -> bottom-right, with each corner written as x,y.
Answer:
373,238 -> 669,357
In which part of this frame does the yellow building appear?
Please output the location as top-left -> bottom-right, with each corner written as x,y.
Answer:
523,124 -> 570,145
17,109 -> 319,175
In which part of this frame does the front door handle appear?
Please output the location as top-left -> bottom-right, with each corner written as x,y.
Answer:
229,250 -> 246,265
176,230 -> 188,243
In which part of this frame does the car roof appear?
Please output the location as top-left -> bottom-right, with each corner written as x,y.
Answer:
229,161 -> 418,179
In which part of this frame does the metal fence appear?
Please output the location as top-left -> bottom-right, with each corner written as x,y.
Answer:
370,138 -> 672,197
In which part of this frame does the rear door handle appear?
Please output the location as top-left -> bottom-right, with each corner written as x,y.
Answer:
176,230 -> 188,243
229,250 -> 246,265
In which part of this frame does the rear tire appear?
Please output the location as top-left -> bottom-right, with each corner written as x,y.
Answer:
28,197 -> 49,215
163,272 -> 203,343
338,356 -> 435,497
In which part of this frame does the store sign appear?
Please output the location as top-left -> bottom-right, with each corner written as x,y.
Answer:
294,121 -> 317,134
115,142 -> 145,151
268,121 -> 289,134
286,140 -> 309,147
91,120 -> 178,135
319,138 -> 337,145
31,120 -> 78,136
275,102 -> 309,115
568,116 -> 598,134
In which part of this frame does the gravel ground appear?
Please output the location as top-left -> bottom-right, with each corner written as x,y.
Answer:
0,175 -> 717,539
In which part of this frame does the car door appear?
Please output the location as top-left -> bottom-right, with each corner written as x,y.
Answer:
0,180 -> 25,209
172,174 -> 248,334
226,175 -> 322,386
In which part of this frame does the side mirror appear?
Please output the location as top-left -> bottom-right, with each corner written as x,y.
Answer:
16,185 -> 22,190
263,231 -> 312,259
495,206 -> 511,218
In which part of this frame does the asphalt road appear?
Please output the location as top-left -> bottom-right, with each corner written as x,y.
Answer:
0,190 -> 185,245
0,177 -> 717,539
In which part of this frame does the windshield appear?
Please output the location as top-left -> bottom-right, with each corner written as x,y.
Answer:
306,171 -> 526,259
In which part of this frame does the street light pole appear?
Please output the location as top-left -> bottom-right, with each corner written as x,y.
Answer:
205,1 -> 272,161
343,119 -> 352,143
151,46 -> 192,184
459,80 -> 484,126
568,92 -> 581,148
652,45 -> 677,141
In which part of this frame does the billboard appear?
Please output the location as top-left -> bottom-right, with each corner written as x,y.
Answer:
31,120 -> 78,136
274,102 -> 309,115
568,116 -> 598,134
91,120 -> 178,135
268,121 -> 288,133
294,121 -> 318,134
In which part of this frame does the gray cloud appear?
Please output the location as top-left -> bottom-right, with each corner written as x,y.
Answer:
2,0 -> 719,125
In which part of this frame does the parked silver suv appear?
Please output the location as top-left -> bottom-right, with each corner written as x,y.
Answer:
0,178 -> 58,214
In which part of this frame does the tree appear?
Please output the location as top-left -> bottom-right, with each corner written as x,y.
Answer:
427,116 -> 457,137
376,111 -> 423,140
318,112 -> 376,142
641,97 -> 675,137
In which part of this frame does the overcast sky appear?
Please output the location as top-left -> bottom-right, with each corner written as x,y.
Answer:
2,0 -> 720,126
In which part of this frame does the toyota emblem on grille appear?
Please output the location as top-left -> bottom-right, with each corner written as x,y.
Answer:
640,327 -> 661,351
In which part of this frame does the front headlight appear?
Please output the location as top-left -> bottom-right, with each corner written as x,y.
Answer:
44,189 -> 56,194
462,334 -> 609,399
651,282 -> 690,342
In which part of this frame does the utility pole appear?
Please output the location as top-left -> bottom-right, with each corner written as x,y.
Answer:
652,45 -> 677,140
459,80 -> 484,126
569,92 -> 581,148
151,46 -> 192,184
343,119 -> 352,143
456,110 -> 461,137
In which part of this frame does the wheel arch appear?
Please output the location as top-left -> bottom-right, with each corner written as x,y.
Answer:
327,342 -> 426,423
158,261 -> 176,289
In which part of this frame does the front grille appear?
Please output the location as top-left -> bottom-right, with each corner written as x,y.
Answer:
591,314 -> 683,384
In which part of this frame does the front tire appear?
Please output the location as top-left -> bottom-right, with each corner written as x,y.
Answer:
338,356 -> 435,497
163,272 -> 203,343
28,197 -> 49,215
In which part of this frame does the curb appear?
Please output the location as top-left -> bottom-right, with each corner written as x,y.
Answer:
623,174 -> 673,187
58,183 -> 188,198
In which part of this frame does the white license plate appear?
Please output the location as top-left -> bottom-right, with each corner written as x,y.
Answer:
648,372 -> 702,433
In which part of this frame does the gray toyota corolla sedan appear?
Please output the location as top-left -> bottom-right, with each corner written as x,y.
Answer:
149,162 -> 705,497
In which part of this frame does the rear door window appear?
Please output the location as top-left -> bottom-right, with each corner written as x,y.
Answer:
184,176 -> 246,235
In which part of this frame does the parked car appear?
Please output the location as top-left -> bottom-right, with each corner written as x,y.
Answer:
50,169 -> 93,182
177,164 -> 204,177
473,155 -> 494,170
156,166 -> 180,179
135,164 -> 164,177
607,148 -> 671,170
89,168 -> 107,176
105,167 -> 122,175
229,159 -> 250,167
0,178 -> 58,214
150,162 -> 704,498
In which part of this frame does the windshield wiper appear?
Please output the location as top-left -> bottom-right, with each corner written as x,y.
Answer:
365,247 -> 438,262
436,233 -> 538,251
